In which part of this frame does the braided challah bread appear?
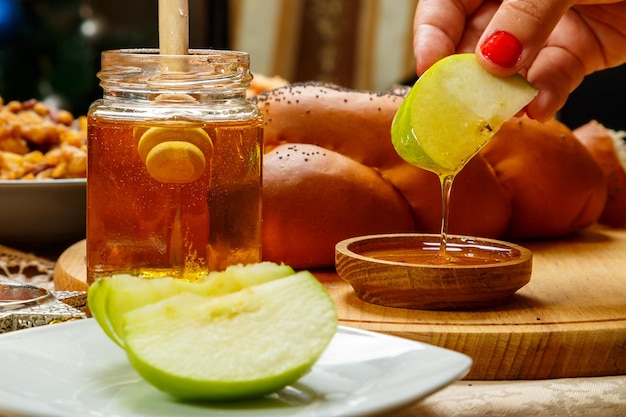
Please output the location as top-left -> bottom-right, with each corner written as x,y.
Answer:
252,82 -> 609,268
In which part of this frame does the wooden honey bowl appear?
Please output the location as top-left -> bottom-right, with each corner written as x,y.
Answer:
335,233 -> 532,310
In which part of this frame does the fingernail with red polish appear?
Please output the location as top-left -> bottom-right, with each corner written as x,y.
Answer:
480,31 -> 523,68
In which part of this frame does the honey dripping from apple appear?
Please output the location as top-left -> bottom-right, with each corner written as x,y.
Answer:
433,173 -> 455,264
429,172 -> 515,266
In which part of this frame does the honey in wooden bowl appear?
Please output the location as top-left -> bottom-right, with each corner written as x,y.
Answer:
335,233 -> 532,310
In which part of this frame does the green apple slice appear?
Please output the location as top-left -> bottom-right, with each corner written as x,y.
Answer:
391,53 -> 537,175
122,270 -> 338,401
102,275 -> 217,347
87,277 -> 116,344
90,274 -> 211,348
201,261 -> 296,294
88,262 -> 295,347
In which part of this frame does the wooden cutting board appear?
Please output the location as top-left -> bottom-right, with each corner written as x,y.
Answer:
54,225 -> 626,381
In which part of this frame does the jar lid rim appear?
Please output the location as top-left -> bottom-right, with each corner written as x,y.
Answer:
102,48 -> 249,59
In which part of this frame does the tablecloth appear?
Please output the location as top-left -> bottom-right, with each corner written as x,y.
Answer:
391,375 -> 626,416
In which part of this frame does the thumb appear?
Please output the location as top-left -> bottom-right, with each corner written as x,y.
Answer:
475,0 -> 574,75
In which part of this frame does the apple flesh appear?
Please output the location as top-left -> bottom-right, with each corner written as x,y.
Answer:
89,274 -> 213,347
88,262 -> 296,347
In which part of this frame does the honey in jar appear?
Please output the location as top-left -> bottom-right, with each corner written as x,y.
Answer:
86,49 -> 262,283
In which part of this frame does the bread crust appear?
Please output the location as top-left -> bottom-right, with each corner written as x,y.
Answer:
254,82 -> 511,238
481,117 -> 607,238
254,83 -> 611,267
262,143 -> 415,268
252,82 -> 406,168
574,120 -> 626,228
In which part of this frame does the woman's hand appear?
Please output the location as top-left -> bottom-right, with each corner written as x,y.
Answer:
413,0 -> 626,121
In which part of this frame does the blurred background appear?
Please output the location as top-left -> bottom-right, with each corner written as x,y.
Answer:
0,0 -> 623,130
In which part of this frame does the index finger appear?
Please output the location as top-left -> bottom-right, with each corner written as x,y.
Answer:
413,0 -> 485,75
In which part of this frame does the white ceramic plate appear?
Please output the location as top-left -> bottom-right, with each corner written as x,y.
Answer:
0,319 -> 471,417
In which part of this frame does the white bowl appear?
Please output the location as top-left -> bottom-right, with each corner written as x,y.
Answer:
0,179 -> 86,245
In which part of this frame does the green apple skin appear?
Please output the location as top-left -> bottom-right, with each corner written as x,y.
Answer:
122,271 -> 338,401
87,277 -> 117,344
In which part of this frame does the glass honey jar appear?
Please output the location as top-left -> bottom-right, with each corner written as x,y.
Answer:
86,49 -> 262,283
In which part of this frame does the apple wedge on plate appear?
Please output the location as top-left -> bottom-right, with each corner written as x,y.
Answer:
87,262 -> 338,401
